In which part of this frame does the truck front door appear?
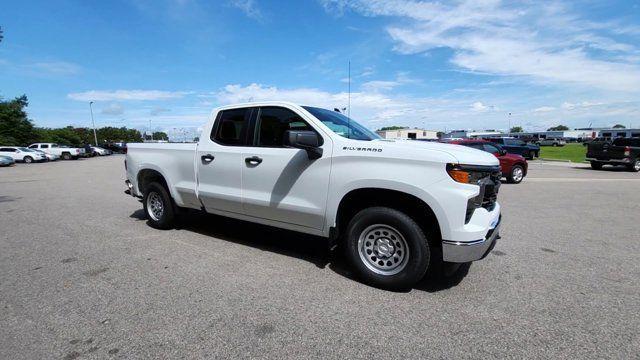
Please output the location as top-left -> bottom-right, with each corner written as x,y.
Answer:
240,106 -> 332,230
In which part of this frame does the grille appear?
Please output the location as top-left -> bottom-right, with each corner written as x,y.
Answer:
481,171 -> 501,211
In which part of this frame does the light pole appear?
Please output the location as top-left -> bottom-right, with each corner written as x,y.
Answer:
89,101 -> 98,146
508,112 -> 512,133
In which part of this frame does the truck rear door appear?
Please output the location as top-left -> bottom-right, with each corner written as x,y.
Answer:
196,107 -> 253,214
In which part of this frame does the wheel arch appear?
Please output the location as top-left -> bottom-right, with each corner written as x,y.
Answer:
331,187 -> 443,248
137,167 -> 171,196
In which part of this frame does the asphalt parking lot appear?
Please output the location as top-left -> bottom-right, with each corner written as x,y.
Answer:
1,156 -> 639,359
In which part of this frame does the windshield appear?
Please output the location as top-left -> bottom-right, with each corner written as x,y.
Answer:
303,106 -> 380,141
19,147 -> 34,152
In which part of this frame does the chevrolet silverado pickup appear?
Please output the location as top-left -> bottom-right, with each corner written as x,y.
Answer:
125,102 -> 502,289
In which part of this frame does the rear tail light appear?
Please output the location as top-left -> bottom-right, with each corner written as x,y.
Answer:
624,146 -> 631,156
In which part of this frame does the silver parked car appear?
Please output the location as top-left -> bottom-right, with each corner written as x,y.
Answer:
0,155 -> 15,167
538,138 -> 566,146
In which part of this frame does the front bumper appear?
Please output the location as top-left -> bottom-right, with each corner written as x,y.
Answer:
442,215 -> 501,263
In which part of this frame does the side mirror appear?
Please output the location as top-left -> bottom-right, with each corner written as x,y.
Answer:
284,130 -> 323,160
499,149 -> 507,156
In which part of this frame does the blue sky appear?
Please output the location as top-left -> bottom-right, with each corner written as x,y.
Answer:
1,0 -> 639,138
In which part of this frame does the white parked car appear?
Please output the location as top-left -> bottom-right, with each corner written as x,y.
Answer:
34,149 -> 59,161
125,102 -> 501,290
0,146 -> 47,163
90,146 -> 111,156
28,143 -> 82,160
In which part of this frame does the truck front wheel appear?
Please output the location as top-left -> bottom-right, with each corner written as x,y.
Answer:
143,182 -> 176,229
345,207 -> 430,290
590,161 -> 603,170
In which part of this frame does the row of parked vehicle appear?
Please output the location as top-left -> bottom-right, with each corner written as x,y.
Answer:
0,143 -> 114,167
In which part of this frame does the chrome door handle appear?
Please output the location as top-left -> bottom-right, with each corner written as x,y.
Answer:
245,156 -> 263,165
201,154 -> 215,163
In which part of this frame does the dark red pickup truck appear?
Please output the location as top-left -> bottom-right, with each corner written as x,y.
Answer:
587,138 -> 640,172
445,139 -> 528,183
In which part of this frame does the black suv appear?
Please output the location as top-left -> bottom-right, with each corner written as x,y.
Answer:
485,138 -> 540,160
587,138 -> 640,172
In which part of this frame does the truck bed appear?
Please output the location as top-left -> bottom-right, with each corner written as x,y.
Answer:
126,142 -> 201,208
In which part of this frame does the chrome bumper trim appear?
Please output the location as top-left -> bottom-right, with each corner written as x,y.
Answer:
586,158 -> 630,163
441,216 -> 501,263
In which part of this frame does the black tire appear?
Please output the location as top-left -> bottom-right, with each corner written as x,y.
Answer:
62,152 -> 72,160
344,207 -> 430,290
507,164 -> 525,184
627,159 -> 640,172
590,161 -> 603,170
142,182 -> 176,230
23,156 -> 33,164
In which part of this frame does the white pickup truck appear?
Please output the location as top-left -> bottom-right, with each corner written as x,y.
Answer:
125,102 -> 502,289
28,143 -> 84,160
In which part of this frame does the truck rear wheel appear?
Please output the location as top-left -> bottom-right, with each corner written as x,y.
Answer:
62,152 -> 71,160
627,159 -> 640,172
590,161 -> 603,170
344,207 -> 430,290
143,182 -> 176,229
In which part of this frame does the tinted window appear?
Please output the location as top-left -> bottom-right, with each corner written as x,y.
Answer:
506,139 -> 525,146
0,148 -> 16,152
29,145 -> 37,148
212,108 -> 251,146
41,144 -> 49,148
463,143 -> 484,150
255,107 -> 314,147
613,138 -> 640,147
483,143 -> 501,154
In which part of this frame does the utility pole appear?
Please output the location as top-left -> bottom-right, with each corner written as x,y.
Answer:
89,101 -> 98,146
508,112 -> 512,133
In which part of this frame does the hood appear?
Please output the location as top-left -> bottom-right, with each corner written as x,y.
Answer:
371,139 -> 499,166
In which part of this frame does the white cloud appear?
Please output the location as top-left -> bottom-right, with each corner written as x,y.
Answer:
28,61 -> 82,75
321,0 -> 640,92
101,103 -> 124,116
534,106 -> 555,112
214,83 -> 496,127
229,0 -> 264,21
68,90 -> 189,101
150,106 -> 171,116
470,102 -> 487,112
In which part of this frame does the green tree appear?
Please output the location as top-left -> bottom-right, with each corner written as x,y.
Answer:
378,126 -> 407,131
0,95 -> 39,145
152,131 -> 169,141
510,126 -> 524,133
612,124 -> 626,129
547,125 -> 569,131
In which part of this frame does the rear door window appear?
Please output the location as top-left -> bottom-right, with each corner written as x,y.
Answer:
613,138 -> 640,147
211,108 -> 252,146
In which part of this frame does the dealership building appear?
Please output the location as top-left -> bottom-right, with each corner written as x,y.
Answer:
376,128 -> 439,140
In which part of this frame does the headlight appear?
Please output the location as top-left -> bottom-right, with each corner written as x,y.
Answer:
446,164 -> 492,185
